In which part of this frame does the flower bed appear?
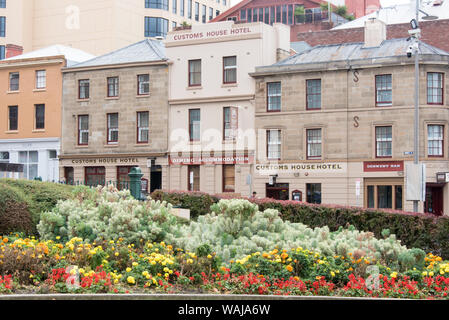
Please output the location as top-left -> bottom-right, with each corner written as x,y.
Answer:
0,234 -> 448,299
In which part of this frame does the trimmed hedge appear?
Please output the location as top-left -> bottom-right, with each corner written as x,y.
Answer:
0,179 -> 76,235
151,190 -> 219,219
150,190 -> 449,259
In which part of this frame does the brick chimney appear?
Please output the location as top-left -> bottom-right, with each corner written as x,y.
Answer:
363,18 -> 386,48
6,44 -> 24,58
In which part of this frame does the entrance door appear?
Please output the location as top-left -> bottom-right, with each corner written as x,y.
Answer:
425,184 -> 444,216
266,183 -> 289,200
64,167 -> 74,185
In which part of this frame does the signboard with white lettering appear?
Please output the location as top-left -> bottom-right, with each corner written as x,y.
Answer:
363,161 -> 404,172
169,155 -> 253,165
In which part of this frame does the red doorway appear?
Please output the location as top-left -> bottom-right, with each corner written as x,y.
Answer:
425,183 -> 444,216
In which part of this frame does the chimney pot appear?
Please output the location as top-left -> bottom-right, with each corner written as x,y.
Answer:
5,44 -> 24,58
363,18 -> 386,48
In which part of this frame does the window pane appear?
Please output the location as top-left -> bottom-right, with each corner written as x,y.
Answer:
306,79 -> 321,109
36,70 -> 46,89
189,60 -> 201,86
307,129 -> 322,158
377,185 -> 392,209
376,74 -> 392,106
306,183 -> 321,204
395,186 -> 403,210
428,125 -> 443,156
79,80 -> 90,99
189,109 -> 200,141
367,185 -> 374,208
376,126 -> 392,157
427,73 -> 443,104
267,82 -> 281,111
8,106 -> 17,131
223,164 -> 235,192
9,72 -> 19,91
35,104 -> 45,129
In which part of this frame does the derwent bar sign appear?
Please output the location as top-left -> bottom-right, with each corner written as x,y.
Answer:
363,161 -> 404,172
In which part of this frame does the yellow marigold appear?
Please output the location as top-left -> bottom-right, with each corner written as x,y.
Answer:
127,276 -> 136,285
126,267 -> 132,272
286,265 -> 293,272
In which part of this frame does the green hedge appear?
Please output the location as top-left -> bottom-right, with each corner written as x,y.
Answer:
150,190 -> 449,259
151,190 -> 219,219
0,179 -> 76,235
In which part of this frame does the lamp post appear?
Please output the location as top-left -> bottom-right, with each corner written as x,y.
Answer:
412,0 -> 420,213
410,0 -> 438,212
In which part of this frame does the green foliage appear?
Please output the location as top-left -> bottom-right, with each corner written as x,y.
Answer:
165,199 -> 414,269
0,182 -> 33,235
0,179 -> 76,234
150,190 -> 219,219
38,185 -> 178,244
152,191 -> 449,259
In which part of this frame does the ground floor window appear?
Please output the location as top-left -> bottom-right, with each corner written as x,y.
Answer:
85,167 -> 105,187
188,165 -> 200,191
266,183 -> 289,200
19,151 -> 39,180
223,164 -> 235,192
365,178 -> 403,210
64,167 -> 74,185
117,166 -> 134,190
306,183 -> 321,204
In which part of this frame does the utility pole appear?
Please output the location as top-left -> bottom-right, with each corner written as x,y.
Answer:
413,0 -> 420,213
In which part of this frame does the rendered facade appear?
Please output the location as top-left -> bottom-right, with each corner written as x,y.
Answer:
163,21 -> 290,196
0,45 -> 95,181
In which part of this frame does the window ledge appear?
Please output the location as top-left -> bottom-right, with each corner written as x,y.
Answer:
104,144 -> 119,147
77,99 -> 90,102
135,143 -> 150,147
6,91 -> 20,94
4,130 -> 19,134
222,83 -> 238,88
75,145 -> 89,149
32,129 -> 46,133
186,86 -> 202,91
136,94 -> 150,98
33,88 -> 46,92
105,96 -> 119,100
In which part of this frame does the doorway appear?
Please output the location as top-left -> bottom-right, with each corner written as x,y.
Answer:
425,184 -> 444,216
150,165 -> 162,193
266,183 -> 289,200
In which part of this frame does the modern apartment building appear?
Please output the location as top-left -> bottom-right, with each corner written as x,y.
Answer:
0,0 -> 230,59
250,19 -> 449,215
59,39 -> 169,192
0,45 -> 95,181
164,21 -> 290,196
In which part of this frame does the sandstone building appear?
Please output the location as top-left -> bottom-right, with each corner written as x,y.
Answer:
250,19 -> 449,214
59,39 -> 169,192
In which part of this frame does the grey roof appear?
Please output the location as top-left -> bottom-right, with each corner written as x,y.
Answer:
290,41 -> 311,54
69,39 -> 166,68
274,38 -> 449,67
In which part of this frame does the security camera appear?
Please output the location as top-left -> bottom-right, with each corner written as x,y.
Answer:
406,45 -> 413,58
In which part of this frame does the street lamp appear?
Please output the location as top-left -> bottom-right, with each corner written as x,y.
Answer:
408,0 -> 438,212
